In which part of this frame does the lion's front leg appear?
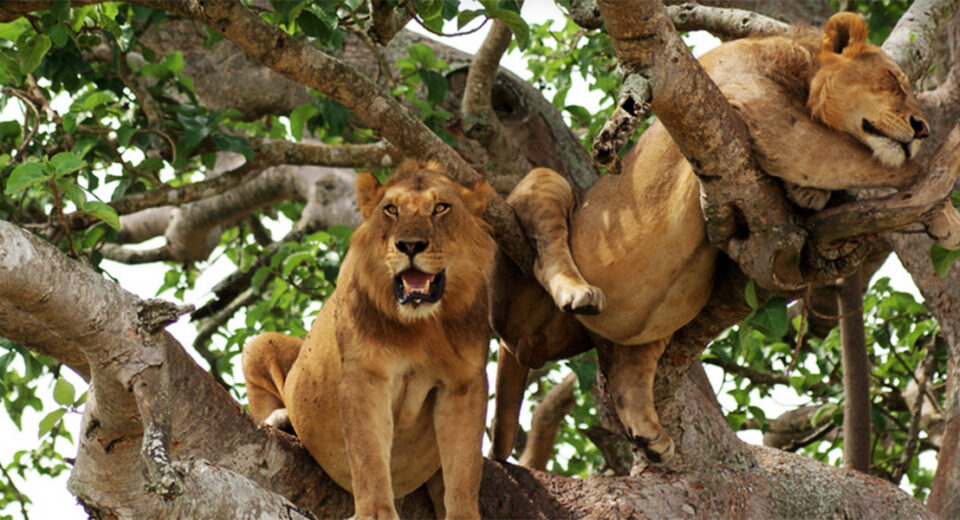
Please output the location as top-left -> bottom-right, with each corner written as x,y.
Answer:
509,168 -> 605,315
338,364 -> 398,520
433,373 -> 486,520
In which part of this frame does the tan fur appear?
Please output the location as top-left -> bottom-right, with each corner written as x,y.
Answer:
491,13 -> 942,465
243,162 -> 495,520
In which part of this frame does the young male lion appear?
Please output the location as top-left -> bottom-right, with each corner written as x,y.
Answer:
490,13 -> 953,466
242,161 -> 495,520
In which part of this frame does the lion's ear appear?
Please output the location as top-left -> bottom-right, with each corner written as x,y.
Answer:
356,172 -> 384,219
821,12 -> 868,56
460,180 -> 494,218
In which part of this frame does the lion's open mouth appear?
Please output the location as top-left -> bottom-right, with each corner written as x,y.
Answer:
393,269 -> 445,306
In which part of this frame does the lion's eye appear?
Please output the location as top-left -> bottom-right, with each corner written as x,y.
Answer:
384,204 -> 398,217
433,203 -> 451,216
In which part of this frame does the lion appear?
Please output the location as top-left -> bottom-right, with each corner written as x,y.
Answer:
242,161 -> 495,520
490,13 -> 959,466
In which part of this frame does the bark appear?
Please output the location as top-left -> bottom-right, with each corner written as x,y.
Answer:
839,269 -> 872,473
662,0 -> 835,25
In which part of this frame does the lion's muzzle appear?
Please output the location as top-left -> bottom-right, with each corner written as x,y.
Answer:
394,268 -> 446,306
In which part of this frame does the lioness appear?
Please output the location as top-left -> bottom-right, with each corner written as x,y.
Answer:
491,13 -> 953,465
242,161 -> 495,519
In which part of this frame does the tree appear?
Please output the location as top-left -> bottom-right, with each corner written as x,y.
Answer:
0,0 -> 959,518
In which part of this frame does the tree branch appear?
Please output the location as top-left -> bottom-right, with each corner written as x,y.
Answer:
461,18 -> 533,178
596,0 -> 806,291
882,0 -> 960,82
666,3 -> 790,39
128,0 -> 536,275
518,372 -> 577,470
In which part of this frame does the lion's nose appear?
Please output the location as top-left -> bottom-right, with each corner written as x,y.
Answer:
911,116 -> 929,139
395,240 -> 429,257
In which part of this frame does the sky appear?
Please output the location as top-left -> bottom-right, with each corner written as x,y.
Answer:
0,2 -> 932,519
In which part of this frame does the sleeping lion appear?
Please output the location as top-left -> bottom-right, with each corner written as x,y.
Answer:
242,161 -> 495,519
490,13 -> 958,465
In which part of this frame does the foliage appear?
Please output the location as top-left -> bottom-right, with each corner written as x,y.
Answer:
704,277 -> 947,498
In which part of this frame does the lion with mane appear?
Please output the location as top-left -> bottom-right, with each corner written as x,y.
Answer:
242,160 -> 495,520
490,12 -> 959,466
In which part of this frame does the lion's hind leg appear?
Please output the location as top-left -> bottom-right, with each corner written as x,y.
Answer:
606,339 -> 675,464
508,168 -> 605,314
241,332 -> 303,430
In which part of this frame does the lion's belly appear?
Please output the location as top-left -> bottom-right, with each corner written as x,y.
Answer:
567,128 -> 718,345
283,307 -> 444,496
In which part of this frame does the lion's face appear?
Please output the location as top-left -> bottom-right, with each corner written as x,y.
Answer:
808,13 -> 929,168
350,162 -> 495,323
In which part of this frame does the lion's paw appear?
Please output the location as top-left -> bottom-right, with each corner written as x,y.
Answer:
925,203 -> 960,250
630,430 -> 675,465
264,408 -> 293,434
553,282 -> 606,315
783,182 -> 831,211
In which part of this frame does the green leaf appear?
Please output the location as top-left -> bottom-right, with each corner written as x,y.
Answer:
49,151 -> 86,176
51,0 -> 71,21
5,162 -> 49,194
19,33 -> 52,76
165,51 -> 184,77
744,280 -> 759,309
84,201 -> 121,230
931,244 -> 960,278
569,359 -> 597,391
408,43 -> 436,66
419,69 -> 448,105
282,251 -> 314,278
488,8 -> 528,49
457,9 -> 485,29
75,90 -> 118,111
61,181 -> 87,210
211,133 -> 254,161
564,105 -> 591,127
53,377 -> 76,406
38,408 -> 66,438
289,103 -> 318,142
746,296 -> 788,339
49,23 -> 69,47
298,10 -> 331,40
0,19 -> 31,42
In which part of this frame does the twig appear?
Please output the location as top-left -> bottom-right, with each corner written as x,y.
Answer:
48,179 -> 78,258
1,87 -> 40,158
0,461 -> 30,520
890,346 -> 934,484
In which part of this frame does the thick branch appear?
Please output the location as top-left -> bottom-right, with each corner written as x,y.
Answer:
518,372 -> 577,470
461,19 -> 533,178
666,3 -> 789,38
882,0 -> 960,81
596,0 -> 805,291
130,0 -> 535,275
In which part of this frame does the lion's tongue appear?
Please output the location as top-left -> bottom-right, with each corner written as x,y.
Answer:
401,270 -> 435,295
